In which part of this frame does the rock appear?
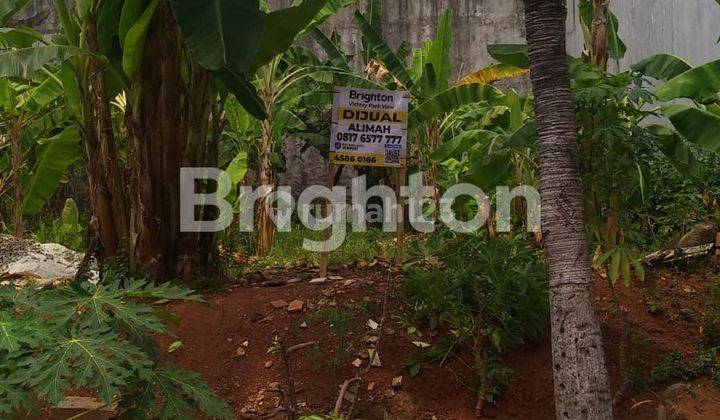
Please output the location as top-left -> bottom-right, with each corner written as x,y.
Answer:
392,376 -> 403,388
287,300 -> 304,313
300,322 -> 308,329
267,382 -> 280,391
53,396 -> 116,419
328,275 -> 343,281
236,347 -> 246,357
352,358 -> 363,368
309,277 -> 327,284
677,222 -> 717,248
270,300 -> 288,309
0,235 -> 98,287
367,382 -> 375,391
264,361 -> 273,368
367,319 -> 379,330
370,350 -> 381,367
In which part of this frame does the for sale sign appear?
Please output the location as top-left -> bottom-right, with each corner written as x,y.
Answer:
329,86 -> 408,167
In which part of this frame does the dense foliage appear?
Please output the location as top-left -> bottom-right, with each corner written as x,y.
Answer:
0,269 -> 231,419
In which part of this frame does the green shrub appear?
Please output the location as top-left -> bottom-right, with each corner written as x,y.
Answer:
403,231 -> 548,402
0,268 -> 231,419
34,198 -> 84,251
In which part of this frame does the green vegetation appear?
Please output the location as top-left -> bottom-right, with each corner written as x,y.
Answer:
0,267 -> 230,418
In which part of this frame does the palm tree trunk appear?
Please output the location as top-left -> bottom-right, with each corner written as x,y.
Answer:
524,1 -> 613,418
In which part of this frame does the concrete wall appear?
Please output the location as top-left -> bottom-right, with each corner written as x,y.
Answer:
269,0 -> 527,79
566,0 -> 720,68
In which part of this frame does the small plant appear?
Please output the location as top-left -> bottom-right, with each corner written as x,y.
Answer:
309,307 -> 360,371
34,198 -> 84,251
0,267 -> 231,419
403,231 -> 548,411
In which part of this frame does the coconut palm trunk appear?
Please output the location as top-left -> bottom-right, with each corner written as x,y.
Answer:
524,0 -> 613,418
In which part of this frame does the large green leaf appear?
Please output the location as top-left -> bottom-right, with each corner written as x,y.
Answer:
122,0 -> 160,81
216,69 -> 266,120
505,120 -> 537,148
361,0 -> 383,63
0,27 -> 45,48
662,104 -> 720,153
410,83 -> 505,127
647,124 -> 705,180
431,129 -> 497,162
354,10 -> 414,88
296,0 -> 356,38
0,45 -> 84,78
170,0 -> 264,74
655,59 -> 720,102
632,54 -> 692,81
119,0 -> 144,45
311,27 -> 349,70
426,10 -> 452,92
22,126 -> 81,215
487,44 -> 529,69
252,0 -> 329,71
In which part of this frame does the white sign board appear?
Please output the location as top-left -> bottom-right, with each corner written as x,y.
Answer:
329,86 -> 408,167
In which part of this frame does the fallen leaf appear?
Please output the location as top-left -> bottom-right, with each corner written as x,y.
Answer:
167,340 -> 183,353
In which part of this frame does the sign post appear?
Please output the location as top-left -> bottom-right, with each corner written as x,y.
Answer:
320,87 -> 409,275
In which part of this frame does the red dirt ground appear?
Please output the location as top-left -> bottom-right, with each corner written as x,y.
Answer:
157,262 -> 720,419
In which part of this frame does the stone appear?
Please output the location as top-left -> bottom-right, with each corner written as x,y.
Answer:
236,347 -> 246,357
366,319 -> 379,330
367,382 -> 375,391
392,376 -> 403,388
287,300 -> 304,313
0,235 -> 99,287
270,300 -> 288,309
309,277 -> 327,284
300,322 -> 308,329
352,358 -> 363,368
328,275 -> 343,280
267,382 -> 280,391
264,361 -> 273,368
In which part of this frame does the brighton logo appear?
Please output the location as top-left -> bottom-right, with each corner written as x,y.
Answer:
179,168 -> 541,252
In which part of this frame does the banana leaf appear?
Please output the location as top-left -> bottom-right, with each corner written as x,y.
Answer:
487,44 -> 529,69
22,126 -> 81,215
631,54 -> 692,81
426,10 -> 452,92
655,59 -> 720,102
354,10 -> 414,88
0,45 -> 85,78
410,83 -> 504,127
662,104 -> 720,153
456,63 -> 529,86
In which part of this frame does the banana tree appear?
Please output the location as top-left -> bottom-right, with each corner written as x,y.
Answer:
0,23 -> 75,238
0,0 -> 338,280
352,7 -> 515,210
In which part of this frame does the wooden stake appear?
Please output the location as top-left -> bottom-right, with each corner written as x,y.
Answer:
319,164 -> 338,278
395,167 -> 407,268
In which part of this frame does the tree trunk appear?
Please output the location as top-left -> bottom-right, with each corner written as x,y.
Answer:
9,119 -> 23,237
524,1 -> 613,418
256,117 -> 275,255
127,0 -> 185,280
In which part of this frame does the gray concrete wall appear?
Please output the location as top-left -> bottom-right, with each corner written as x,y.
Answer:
269,0 -> 527,79
566,0 -> 720,68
